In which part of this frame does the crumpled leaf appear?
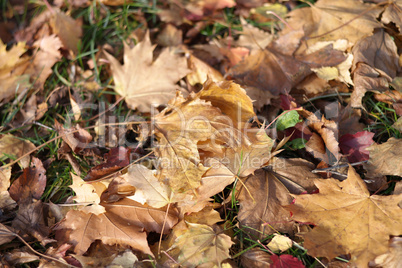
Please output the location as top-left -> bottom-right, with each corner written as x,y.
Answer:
0,134 -> 36,168
382,1 -> 402,32
351,29 -> 400,108
105,31 -> 190,112
339,131 -> 375,163
286,166 -> 402,267
364,138 -> 402,177
168,222 -> 233,267
54,120 -> 92,154
9,157 -> 46,204
267,234 -> 293,252
57,198 -> 178,256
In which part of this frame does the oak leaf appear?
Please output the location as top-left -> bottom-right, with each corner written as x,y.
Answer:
105,31 -> 190,112
286,166 -> 402,266
168,222 -> 233,267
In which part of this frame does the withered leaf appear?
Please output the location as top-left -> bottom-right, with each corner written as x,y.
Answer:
9,157 -> 46,204
49,10 -> 82,54
369,237 -> 402,268
0,134 -> 36,168
0,167 -> 16,210
339,131 -> 374,163
85,147 -> 130,181
12,201 -> 54,246
241,248 -> 272,268
168,222 -> 233,267
58,198 -> 178,256
54,120 -> 92,154
105,31 -> 190,113
237,169 -> 295,238
364,138 -> 402,177
69,173 -> 106,215
351,29 -> 399,108
286,166 -> 402,267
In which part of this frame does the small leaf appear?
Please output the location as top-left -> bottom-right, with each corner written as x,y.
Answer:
276,110 -> 302,131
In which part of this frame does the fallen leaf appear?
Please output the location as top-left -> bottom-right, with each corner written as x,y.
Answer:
3,248 -> 40,266
85,147 -> 130,181
227,44 -> 345,109
351,29 -> 400,108
236,17 -> 272,50
240,248 -> 272,268
0,134 -> 36,168
105,31 -> 190,112
382,1 -> 402,32
57,198 -> 178,256
286,166 -> 402,266
123,164 -> 175,208
267,234 -> 293,252
339,131 -> 374,163
49,10 -> 82,55
0,223 -> 15,246
0,167 -> 16,211
186,54 -> 224,86
270,254 -> 305,268
69,173 -> 106,215
12,201 -> 54,245
284,0 -> 382,50
369,237 -> 402,268
364,138 -> 402,177
54,120 -> 92,154
168,222 -> 233,267
9,157 -> 46,204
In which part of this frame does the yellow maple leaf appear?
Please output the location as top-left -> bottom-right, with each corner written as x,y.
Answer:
286,166 -> 402,266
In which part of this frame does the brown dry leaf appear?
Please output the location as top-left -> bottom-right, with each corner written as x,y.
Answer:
0,167 -> 16,211
236,17 -> 272,50
167,222 -> 233,267
85,146 -> 130,181
240,248 -> 272,268
0,40 -> 30,103
369,237 -> 402,268
58,198 -> 178,256
364,138 -> 402,177
105,31 -> 190,113
226,44 -> 345,109
0,223 -> 15,246
54,120 -> 92,154
382,1 -> 402,32
237,169 -> 295,238
49,10 -> 82,55
284,0 -> 382,50
69,173 -> 106,215
9,157 -> 46,204
0,134 -> 36,169
187,54 -> 224,86
286,166 -> 402,267
351,29 -> 400,108
3,248 -> 40,266
12,201 -> 54,245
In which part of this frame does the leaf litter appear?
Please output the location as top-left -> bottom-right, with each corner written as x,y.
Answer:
0,0 -> 401,267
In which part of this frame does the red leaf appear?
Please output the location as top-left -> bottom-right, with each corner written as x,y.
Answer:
339,131 -> 374,163
270,254 -> 305,268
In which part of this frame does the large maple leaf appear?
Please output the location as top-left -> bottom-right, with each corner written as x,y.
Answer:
286,166 -> 402,266
105,32 -> 190,113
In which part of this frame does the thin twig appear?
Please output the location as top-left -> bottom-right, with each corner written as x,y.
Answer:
312,161 -> 368,173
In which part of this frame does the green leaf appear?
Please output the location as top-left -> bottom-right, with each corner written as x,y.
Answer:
287,138 -> 307,149
276,111 -> 302,131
